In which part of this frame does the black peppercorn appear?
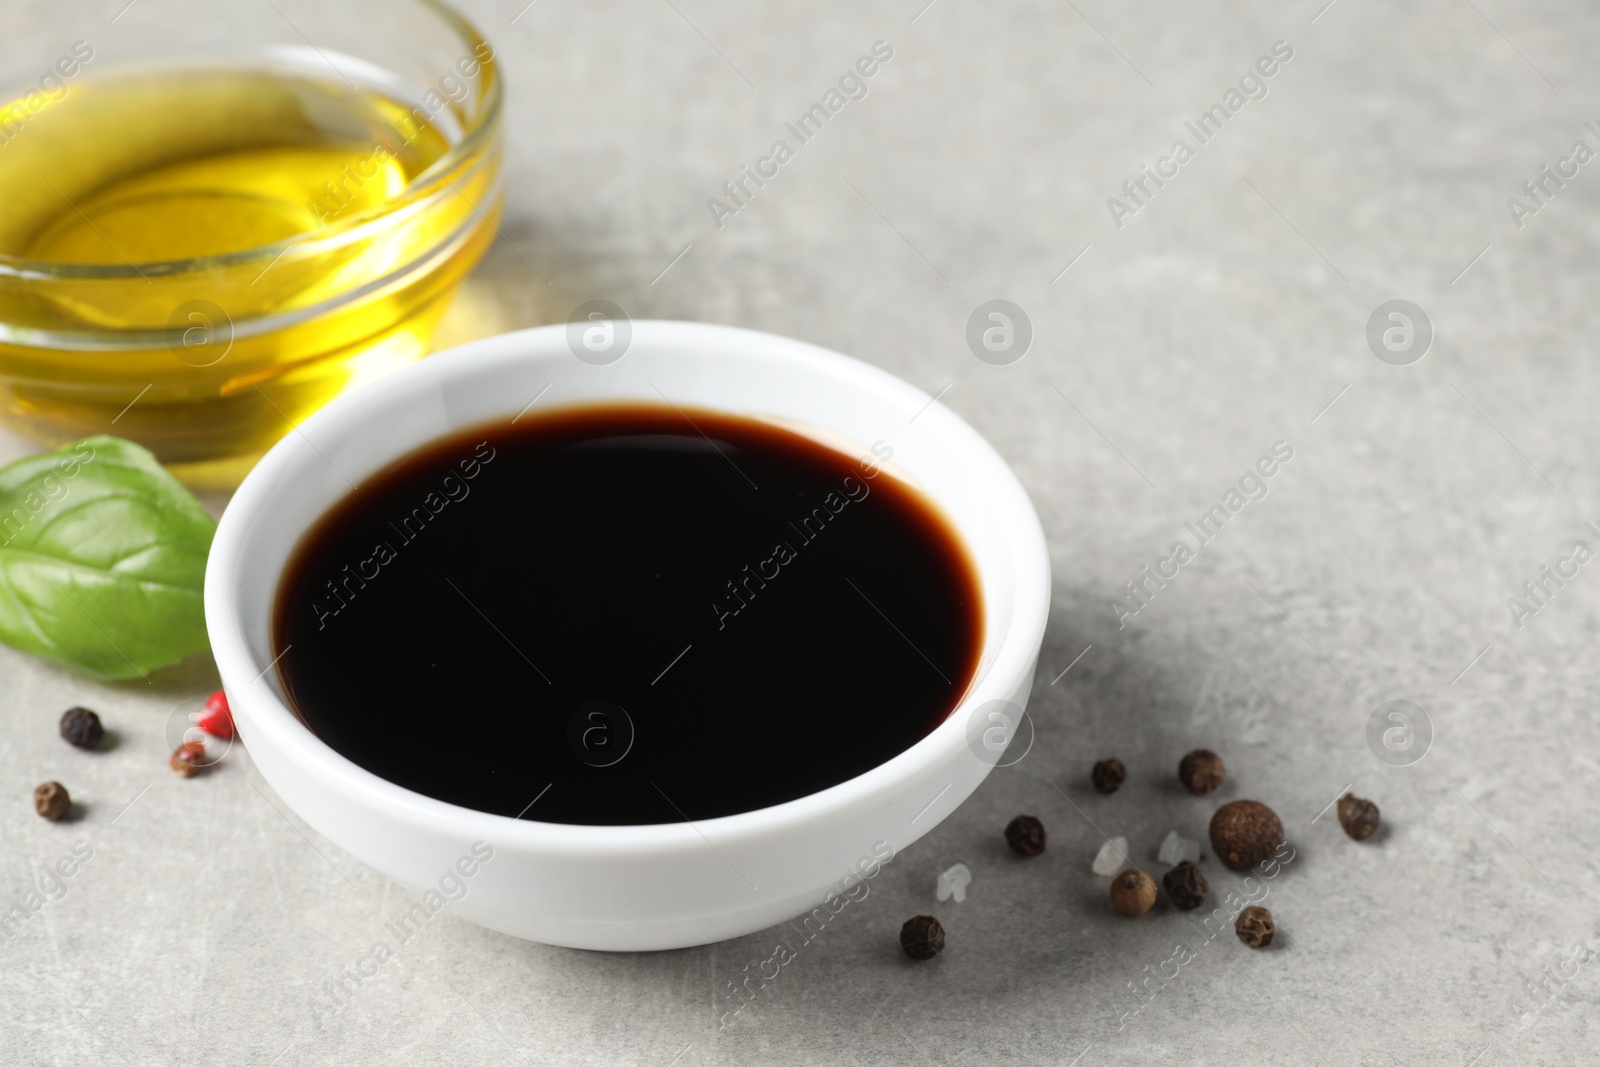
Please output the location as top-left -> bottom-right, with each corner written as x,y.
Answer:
1162,860 -> 1208,910
34,781 -> 70,821
1179,749 -> 1226,794
59,706 -> 104,750
1004,814 -> 1047,856
1210,800 -> 1284,870
1235,905 -> 1275,948
1091,758 -> 1126,794
899,915 -> 945,960
1337,793 -> 1380,840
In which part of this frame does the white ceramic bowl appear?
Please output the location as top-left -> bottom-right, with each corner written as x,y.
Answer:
206,321 -> 1050,951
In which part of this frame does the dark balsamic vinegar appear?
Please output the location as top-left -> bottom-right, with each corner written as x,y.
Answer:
274,404 -> 983,825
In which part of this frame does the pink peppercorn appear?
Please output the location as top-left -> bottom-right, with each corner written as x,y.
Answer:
196,690 -> 233,740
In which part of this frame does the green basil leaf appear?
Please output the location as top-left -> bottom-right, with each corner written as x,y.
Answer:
0,436 -> 215,680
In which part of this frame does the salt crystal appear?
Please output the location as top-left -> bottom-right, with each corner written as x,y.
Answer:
936,862 -> 972,903
1158,830 -> 1200,866
1092,836 -> 1129,876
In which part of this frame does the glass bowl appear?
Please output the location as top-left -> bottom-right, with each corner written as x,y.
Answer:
0,0 -> 503,486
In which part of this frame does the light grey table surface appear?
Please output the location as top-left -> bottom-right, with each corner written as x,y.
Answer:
4,1 -> 1599,1064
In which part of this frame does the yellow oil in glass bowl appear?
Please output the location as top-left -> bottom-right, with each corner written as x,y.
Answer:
0,47 -> 501,487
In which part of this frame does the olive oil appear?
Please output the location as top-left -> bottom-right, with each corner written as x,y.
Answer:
0,59 -> 501,485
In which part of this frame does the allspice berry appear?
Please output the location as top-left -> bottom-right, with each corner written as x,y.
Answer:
1162,860 -> 1208,910
1337,793 -> 1380,840
1109,868 -> 1158,916
170,741 -> 207,777
1210,799 -> 1284,870
58,706 -> 104,750
1235,905 -> 1275,947
1091,758 -> 1127,794
1178,749 -> 1226,794
899,915 -> 945,960
33,781 -> 71,821
1004,814 -> 1047,857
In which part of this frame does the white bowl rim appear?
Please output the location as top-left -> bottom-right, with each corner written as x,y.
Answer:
206,320 -> 1051,858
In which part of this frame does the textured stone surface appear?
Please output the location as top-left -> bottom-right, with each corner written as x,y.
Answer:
2,0 -> 1597,1064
